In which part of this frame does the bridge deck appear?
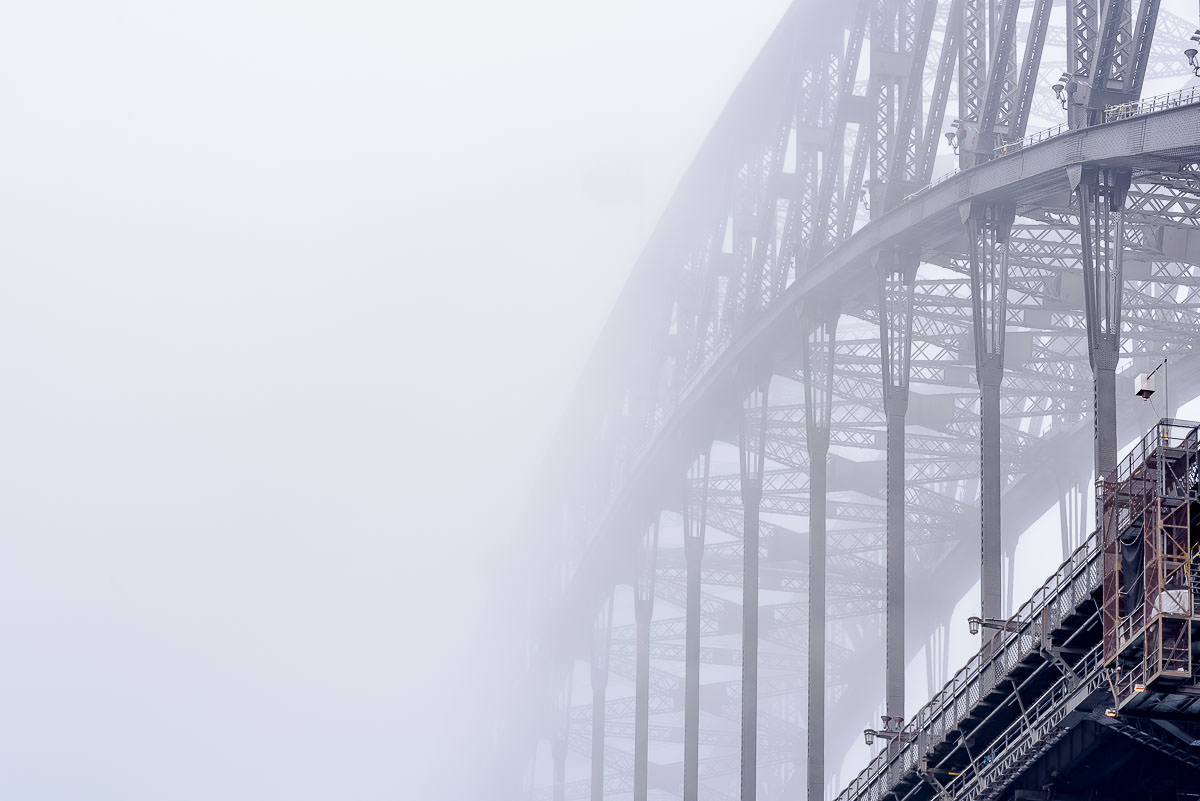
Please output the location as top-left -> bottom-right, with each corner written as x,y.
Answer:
834,476 -> 1200,801
835,530 -> 1107,801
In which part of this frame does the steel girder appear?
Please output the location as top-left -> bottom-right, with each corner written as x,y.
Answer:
526,4 -> 1200,801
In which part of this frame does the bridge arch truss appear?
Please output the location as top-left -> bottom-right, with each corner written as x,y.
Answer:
519,3 -> 1200,800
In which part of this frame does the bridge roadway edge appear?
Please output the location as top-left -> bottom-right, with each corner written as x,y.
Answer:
830,505 -> 1200,801
839,526 -> 1112,801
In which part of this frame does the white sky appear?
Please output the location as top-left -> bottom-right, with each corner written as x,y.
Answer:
0,2 -> 792,798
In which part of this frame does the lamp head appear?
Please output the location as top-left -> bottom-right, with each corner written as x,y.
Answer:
1051,81 -> 1068,109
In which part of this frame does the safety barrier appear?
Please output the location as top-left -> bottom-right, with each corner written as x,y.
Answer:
832,531 -> 1102,801
1105,86 -> 1200,122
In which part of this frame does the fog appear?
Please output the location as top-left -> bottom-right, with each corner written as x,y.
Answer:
0,1 -> 792,798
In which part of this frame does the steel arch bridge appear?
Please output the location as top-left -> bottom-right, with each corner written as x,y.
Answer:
517,2 -> 1200,800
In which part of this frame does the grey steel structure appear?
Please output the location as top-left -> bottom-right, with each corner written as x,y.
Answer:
519,2 -> 1200,800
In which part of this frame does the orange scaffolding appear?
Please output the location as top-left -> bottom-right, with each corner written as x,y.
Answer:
1100,419 -> 1200,708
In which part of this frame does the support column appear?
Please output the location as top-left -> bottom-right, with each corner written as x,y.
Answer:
1075,166 -> 1130,485
553,672 -> 572,801
802,312 -> 838,801
682,450 -> 710,801
1057,475 -> 1088,559
526,741 -> 538,801
924,623 -> 950,698
739,383 -> 769,801
633,519 -> 660,801
884,412 -> 906,723
590,595 -> 613,801
966,200 -> 1015,621
552,736 -> 566,801
878,249 -> 916,725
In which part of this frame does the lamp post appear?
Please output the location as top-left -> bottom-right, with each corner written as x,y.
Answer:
944,130 -> 959,156
967,615 -> 1024,636
863,715 -> 912,747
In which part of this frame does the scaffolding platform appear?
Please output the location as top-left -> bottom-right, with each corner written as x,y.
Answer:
833,419 -> 1200,801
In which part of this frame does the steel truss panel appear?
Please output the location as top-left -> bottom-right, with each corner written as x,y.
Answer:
528,6 -> 1200,800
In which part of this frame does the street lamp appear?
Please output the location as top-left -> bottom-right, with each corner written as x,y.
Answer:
1051,72 -> 1071,110
968,615 -> 1023,635
944,130 -> 959,156
864,715 -> 908,746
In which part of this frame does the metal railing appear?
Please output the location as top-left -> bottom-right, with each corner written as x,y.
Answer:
1105,85 -> 1200,122
904,168 -> 960,202
832,530 -> 1103,801
1104,418 -> 1200,491
992,121 -> 1070,158
908,86 -> 1200,203
942,644 -> 1105,801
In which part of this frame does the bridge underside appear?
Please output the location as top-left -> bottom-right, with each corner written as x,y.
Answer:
1013,727 -> 1200,799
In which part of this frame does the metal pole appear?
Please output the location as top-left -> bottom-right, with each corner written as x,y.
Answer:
683,544 -> 701,801
1164,356 -> 1169,419
803,313 -> 837,801
740,384 -> 768,801
554,669 -> 572,801
980,376 -> 1002,619
553,733 -> 566,801
1094,353 -> 1118,478
633,601 -> 649,801
633,520 -> 659,801
1076,166 -> 1129,487
683,451 -> 710,801
807,435 -> 828,801
966,199 -> 1014,622
741,478 -> 761,801
527,742 -> 537,801
590,595 -> 613,801
885,405 -> 906,722
879,252 -> 915,726
590,682 -> 605,801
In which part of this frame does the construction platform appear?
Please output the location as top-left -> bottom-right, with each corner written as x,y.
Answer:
834,420 -> 1200,801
